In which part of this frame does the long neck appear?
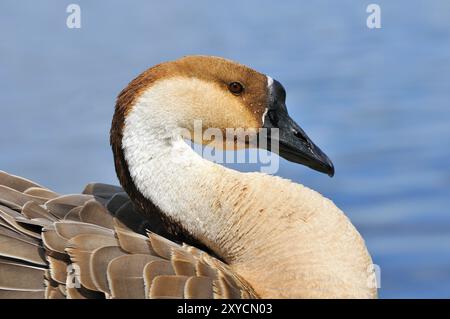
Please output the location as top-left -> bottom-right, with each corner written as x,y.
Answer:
121,104 -> 246,259
120,113 -> 376,298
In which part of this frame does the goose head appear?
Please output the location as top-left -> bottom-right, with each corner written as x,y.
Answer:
111,55 -> 334,177
110,56 -> 375,298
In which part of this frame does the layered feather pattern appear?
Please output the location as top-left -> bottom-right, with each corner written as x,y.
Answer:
0,171 -> 257,299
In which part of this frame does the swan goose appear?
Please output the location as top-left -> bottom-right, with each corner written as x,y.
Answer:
0,56 -> 376,299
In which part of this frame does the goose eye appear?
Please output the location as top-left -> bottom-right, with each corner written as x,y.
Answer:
228,82 -> 244,95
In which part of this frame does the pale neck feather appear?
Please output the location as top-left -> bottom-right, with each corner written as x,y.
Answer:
121,84 -> 377,298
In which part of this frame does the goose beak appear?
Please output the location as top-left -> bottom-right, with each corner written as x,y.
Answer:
262,79 -> 335,177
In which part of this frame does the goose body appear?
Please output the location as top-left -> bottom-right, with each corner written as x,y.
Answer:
0,56 -> 376,298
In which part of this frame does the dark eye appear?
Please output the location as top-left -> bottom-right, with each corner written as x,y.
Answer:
228,82 -> 244,95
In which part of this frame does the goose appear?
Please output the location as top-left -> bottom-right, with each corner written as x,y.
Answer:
0,55 -> 376,299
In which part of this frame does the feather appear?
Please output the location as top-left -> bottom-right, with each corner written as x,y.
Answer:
115,227 -> 154,254
144,260 -> 175,279
66,234 -> 118,291
21,201 -> 58,222
107,254 -> 162,299
82,183 -> 123,199
15,216 -> 52,227
0,204 -> 22,218
143,260 -> 175,297
149,275 -> 189,299
0,233 -> 46,265
148,232 -> 181,260
58,284 -> 67,296
195,260 -> 219,278
0,199 -> 21,211
69,233 -> 118,251
114,200 -> 152,234
45,285 -> 65,299
105,193 -> 130,215
0,289 -> 45,299
172,259 -> 196,276
79,200 -> 114,229
64,264 -> 99,299
65,285 -> 87,299
64,206 -> 83,221
172,248 -> 197,263
184,276 -> 214,299
47,255 -> 69,284
0,224 -> 40,245
217,275 -> 242,299
0,260 -> 45,291
24,187 -> 59,200
42,227 -> 69,254
90,246 -> 126,295
183,244 -> 205,257
54,221 -> 114,240
0,172 -> 259,299
0,171 -> 43,192
45,195 -> 94,219
0,185 -> 47,208
0,205 -> 41,239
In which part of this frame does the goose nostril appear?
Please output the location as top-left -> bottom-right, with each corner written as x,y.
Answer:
293,129 -> 310,146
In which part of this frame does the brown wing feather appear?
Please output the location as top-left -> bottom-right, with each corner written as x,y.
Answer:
0,260 -> 45,291
107,254 -> 162,299
0,171 -> 258,299
0,233 -> 45,266
184,277 -> 214,299
78,200 -> 114,228
22,201 -> 58,221
66,233 -> 117,290
149,275 -> 189,299
45,195 -> 93,219
23,187 -> 59,200
63,206 -> 83,221
90,246 -> 126,295
47,255 -> 69,284
0,185 -> 47,207
0,289 -> 46,299
0,205 -> 42,239
0,171 -> 44,192
114,226 -> 155,255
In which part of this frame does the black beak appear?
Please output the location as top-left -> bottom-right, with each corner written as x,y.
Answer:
261,79 -> 334,177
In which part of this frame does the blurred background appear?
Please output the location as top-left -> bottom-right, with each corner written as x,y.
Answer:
1,0 -> 449,298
